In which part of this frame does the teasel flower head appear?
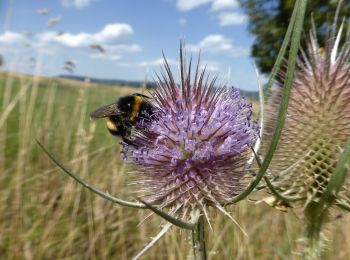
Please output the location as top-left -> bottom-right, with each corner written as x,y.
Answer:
261,19 -> 350,210
123,44 -> 259,221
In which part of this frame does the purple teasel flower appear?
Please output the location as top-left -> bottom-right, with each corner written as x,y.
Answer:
123,44 -> 259,222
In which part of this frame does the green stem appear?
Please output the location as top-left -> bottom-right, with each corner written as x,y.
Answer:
303,202 -> 326,260
192,215 -> 207,260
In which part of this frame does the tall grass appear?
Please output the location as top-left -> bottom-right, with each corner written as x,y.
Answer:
1,71 -> 349,259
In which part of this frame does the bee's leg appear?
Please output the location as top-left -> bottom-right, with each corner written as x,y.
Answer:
121,138 -> 138,148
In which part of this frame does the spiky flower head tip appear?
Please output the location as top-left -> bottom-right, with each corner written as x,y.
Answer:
124,44 -> 259,220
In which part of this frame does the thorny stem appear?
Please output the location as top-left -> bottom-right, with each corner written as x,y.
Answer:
191,215 -> 207,260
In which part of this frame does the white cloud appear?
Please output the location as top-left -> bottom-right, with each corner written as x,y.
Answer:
178,18 -> 188,25
61,0 -> 96,9
115,58 -> 176,68
38,32 -> 88,48
97,24 -> 134,43
201,60 -> 220,72
176,0 -> 239,11
210,0 -> 238,11
188,34 -> 249,57
218,12 -> 247,26
138,58 -> 175,67
0,31 -> 59,59
138,58 -> 164,67
176,0 -> 211,11
0,23 -> 141,61
0,31 -> 25,45
90,53 -> 121,61
109,44 -> 142,53
38,24 -> 134,48
90,44 -> 141,61
175,0 -> 245,28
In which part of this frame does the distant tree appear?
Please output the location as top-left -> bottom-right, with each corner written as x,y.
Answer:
0,54 -> 3,68
239,0 -> 350,73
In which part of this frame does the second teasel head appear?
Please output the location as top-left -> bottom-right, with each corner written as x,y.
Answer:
261,20 -> 350,209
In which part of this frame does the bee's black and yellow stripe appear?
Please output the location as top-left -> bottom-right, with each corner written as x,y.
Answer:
105,117 -> 118,131
130,95 -> 143,121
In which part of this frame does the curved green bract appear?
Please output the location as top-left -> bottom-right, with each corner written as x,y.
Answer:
35,138 -> 147,209
263,0 -> 299,101
228,0 -> 308,205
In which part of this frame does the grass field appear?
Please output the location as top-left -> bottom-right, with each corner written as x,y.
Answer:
1,71 -> 350,259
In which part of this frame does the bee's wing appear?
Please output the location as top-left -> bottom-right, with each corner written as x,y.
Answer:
90,103 -> 120,119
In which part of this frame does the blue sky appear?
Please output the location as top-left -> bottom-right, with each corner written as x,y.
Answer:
0,0 -> 262,91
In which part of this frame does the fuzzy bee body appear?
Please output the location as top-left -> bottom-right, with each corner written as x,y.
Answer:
90,93 -> 154,145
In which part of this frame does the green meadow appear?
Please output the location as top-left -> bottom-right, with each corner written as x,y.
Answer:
1,72 -> 349,259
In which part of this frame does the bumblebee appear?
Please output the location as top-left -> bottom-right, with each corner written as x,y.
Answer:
90,93 -> 154,145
